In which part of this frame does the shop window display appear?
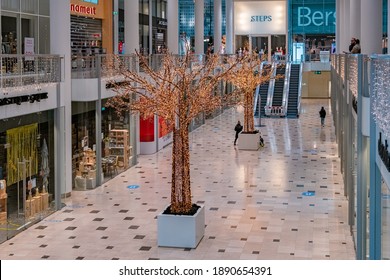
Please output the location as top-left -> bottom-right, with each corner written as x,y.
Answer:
0,112 -> 55,243
72,102 -> 134,189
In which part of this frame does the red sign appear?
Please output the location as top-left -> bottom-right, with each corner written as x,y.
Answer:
70,4 -> 97,16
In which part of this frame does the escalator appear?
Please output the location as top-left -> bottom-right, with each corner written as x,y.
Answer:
286,63 -> 300,118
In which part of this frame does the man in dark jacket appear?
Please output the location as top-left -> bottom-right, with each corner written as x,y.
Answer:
319,107 -> 326,127
234,121 -> 243,145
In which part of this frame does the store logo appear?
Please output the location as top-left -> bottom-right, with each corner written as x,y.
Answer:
298,7 -> 335,27
70,4 -> 97,16
250,15 -> 272,22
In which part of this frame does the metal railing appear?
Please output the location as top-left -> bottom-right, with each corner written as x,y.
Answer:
1,54 -> 62,90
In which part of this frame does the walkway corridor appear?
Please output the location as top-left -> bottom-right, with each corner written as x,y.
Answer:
0,99 -> 356,260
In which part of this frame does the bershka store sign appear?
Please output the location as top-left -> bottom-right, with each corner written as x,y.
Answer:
234,1 -> 286,35
70,3 -> 97,16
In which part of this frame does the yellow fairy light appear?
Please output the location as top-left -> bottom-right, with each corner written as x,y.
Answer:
106,50 -> 242,214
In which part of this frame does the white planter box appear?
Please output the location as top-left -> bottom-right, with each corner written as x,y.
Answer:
238,132 -> 259,150
157,205 -> 205,248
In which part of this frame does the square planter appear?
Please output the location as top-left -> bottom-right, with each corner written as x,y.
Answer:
238,132 -> 259,150
157,204 -> 205,248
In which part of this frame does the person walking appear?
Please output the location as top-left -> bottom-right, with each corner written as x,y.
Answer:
234,121 -> 243,146
319,107 -> 326,127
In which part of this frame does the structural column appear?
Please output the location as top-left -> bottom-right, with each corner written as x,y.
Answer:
350,0 -> 361,41
213,0 -> 222,54
195,0 -> 205,54
125,0 -> 139,54
226,0 -> 234,54
50,0 -> 71,200
336,0 -> 342,54
343,0 -> 351,53
388,0 -> 390,54
167,0 -> 179,54
113,0 -> 119,54
360,0 -> 382,54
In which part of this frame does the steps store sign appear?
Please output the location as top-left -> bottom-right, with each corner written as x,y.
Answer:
234,1 -> 286,35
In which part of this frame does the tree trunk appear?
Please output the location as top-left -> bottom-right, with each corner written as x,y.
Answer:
170,125 -> 192,214
243,89 -> 255,132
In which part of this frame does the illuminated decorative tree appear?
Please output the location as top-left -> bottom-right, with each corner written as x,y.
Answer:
106,51 -> 240,214
227,54 -> 276,132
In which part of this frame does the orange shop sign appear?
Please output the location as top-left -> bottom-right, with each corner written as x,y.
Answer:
70,4 -> 97,16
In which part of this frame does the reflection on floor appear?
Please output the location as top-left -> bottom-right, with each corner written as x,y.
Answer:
0,99 -> 356,260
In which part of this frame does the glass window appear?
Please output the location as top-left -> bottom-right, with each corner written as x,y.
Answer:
0,111 -> 56,243
1,15 -> 18,54
39,0 -> 50,16
21,0 -> 38,14
1,0 -> 20,11
39,17 -> 50,54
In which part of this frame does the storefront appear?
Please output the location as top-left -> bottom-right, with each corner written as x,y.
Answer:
70,0 -> 113,55
71,98 -> 137,190
118,0 -> 168,55
234,1 -> 287,61
0,110 -> 56,243
1,0 -> 50,55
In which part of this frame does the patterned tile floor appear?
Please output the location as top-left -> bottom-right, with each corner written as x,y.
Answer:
0,99 -> 356,260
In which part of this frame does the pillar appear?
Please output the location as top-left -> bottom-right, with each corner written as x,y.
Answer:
350,0 -> 361,41
343,0 -> 351,53
226,0 -> 234,54
50,0 -> 71,198
214,0 -> 222,54
167,0 -> 179,54
195,0 -> 205,54
125,0 -> 139,54
360,0 -> 382,54
336,0 -> 342,54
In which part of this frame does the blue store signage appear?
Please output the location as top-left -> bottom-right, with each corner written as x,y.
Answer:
127,185 -> 140,189
291,2 -> 336,34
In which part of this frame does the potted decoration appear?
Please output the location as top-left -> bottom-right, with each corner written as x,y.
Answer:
227,53 -> 276,150
106,50 -> 241,248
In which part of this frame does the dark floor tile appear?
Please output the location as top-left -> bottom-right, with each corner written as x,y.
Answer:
252,251 -> 260,254
93,218 -> 104,222
124,217 -> 134,221
218,249 -> 225,253
63,218 -> 75,221
129,225 -> 140,229
101,236 -> 108,239
73,245 -> 80,249
106,246 -> 114,249
37,235 -> 45,238
90,210 -> 100,214
148,209 -> 157,212
39,244 -> 48,248
63,210 -> 73,213
119,210 -> 129,213
134,235 -> 145,240
35,226 -> 47,230
68,236 -> 76,239
41,255 -> 50,259
227,201 -> 236,204
139,246 -> 151,251
96,227 -> 107,231
65,226 -> 77,231
210,207 -> 219,211
112,258 -> 120,260
76,257 -> 84,260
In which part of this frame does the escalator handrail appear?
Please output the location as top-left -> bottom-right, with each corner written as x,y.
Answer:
282,62 -> 291,116
297,61 -> 304,115
265,62 -> 277,116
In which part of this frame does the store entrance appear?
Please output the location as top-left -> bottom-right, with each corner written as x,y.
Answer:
236,35 -> 286,61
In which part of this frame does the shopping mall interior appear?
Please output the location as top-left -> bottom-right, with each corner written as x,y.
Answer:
0,0 -> 389,260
